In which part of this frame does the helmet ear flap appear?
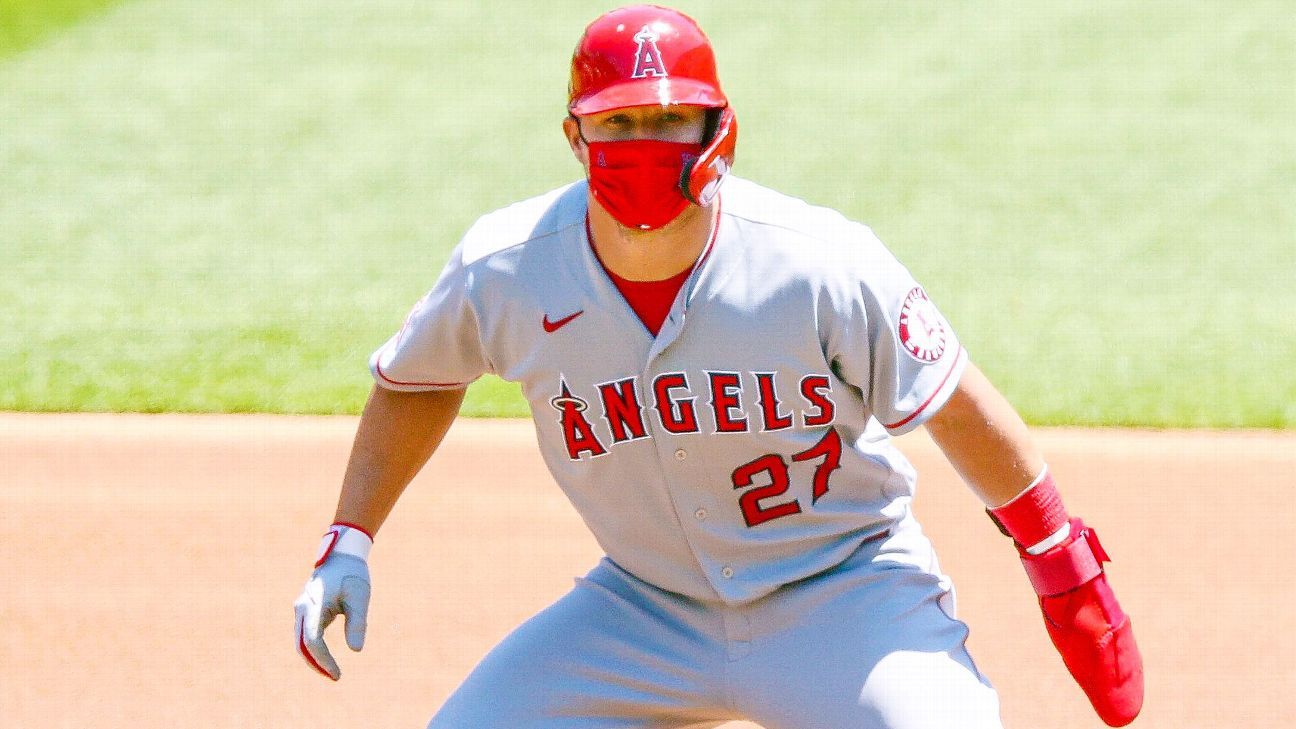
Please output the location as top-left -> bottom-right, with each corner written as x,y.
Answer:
681,107 -> 737,206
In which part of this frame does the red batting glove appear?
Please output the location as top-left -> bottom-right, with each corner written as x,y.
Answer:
1018,519 -> 1145,726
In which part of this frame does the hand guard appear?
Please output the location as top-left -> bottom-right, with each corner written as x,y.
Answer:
293,524 -> 373,681
1018,518 -> 1144,727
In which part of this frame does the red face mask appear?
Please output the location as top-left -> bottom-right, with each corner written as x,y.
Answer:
585,139 -> 703,231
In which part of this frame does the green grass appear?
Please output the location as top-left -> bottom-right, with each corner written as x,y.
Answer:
2,0 -> 1292,426
0,0 -> 128,58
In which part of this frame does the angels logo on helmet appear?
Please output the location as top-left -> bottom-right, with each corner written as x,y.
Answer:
631,25 -> 668,78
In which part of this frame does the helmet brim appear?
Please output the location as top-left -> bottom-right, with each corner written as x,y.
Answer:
569,77 -> 727,116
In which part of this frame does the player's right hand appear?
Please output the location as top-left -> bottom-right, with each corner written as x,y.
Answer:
293,524 -> 373,681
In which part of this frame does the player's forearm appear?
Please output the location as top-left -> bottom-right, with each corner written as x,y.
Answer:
924,361 -> 1045,507
927,366 -> 1143,725
332,384 -> 466,534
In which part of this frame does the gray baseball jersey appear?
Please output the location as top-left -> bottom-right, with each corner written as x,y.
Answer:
371,176 -> 967,604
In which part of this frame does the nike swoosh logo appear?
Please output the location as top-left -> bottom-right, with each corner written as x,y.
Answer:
542,310 -> 584,333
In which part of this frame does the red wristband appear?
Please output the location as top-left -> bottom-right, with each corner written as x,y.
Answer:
988,468 -> 1069,549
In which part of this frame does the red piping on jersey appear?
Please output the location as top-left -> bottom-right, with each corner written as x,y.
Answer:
693,196 -> 722,270
882,346 -> 967,430
373,298 -> 470,389
585,197 -> 722,336
584,195 -> 723,294
374,354 -> 468,389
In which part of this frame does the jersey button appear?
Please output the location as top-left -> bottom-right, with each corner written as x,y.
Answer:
674,449 -> 687,461
720,566 -> 734,579
694,508 -> 707,520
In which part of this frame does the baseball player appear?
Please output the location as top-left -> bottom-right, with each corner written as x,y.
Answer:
294,5 -> 1144,728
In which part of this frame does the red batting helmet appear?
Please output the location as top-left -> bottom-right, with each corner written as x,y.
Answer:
568,5 -> 728,115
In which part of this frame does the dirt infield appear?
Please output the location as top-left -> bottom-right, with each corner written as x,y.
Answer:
2,414 -> 1292,728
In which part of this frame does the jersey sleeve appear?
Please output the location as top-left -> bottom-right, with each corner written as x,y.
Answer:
824,227 -> 968,435
368,244 -> 490,391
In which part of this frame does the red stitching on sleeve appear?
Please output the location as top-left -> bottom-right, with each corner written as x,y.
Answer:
374,356 -> 468,389
883,346 -> 966,430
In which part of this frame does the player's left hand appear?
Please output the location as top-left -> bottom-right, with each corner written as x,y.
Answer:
293,524 -> 373,681
1018,518 -> 1143,726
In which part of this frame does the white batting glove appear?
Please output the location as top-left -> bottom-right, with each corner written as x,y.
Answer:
293,523 -> 373,681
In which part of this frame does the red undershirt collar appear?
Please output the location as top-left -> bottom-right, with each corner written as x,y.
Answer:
585,202 -> 722,336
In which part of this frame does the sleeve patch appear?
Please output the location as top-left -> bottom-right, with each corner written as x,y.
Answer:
897,287 -> 949,364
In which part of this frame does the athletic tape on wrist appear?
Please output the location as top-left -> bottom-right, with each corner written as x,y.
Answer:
1025,521 -> 1071,555
314,523 -> 373,567
988,466 -> 1070,550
